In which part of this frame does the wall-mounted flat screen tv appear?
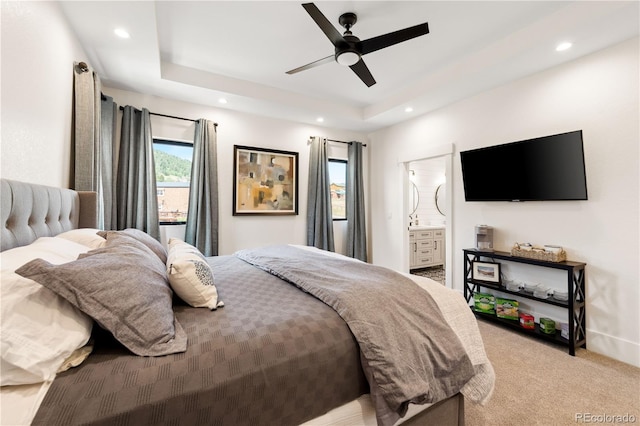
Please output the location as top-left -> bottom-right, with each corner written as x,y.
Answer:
460,130 -> 588,201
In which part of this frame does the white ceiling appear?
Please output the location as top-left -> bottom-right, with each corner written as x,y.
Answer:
60,1 -> 639,132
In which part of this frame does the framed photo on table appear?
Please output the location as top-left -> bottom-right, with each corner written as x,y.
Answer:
472,261 -> 501,284
233,145 -> 298,215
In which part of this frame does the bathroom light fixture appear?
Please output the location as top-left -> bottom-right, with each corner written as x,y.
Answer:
218,98 -> 228,104
556,41 -> 572,52
316,117 -> 324,123
114,28 -> 130,39
405,107 -> 414,113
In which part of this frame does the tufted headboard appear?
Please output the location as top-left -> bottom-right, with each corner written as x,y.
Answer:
1,179 -> 98,251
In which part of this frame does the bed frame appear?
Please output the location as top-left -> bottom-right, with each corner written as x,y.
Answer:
0,178 -> 464,425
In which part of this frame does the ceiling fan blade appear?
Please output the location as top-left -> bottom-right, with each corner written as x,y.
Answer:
286,55 -> 335,74
302,3 -> 345,47
360,22 -> 429,56
349,59 -> 376,87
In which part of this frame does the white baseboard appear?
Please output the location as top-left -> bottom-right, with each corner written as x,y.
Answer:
586,329 -> 640,368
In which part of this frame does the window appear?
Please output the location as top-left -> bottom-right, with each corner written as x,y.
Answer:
328,159 -> 347,220
153,139 -> 193,224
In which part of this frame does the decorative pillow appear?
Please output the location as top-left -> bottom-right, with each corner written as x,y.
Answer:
16,233 -> 187,357
98,228 -> 167,263
0,237 -> 93,386
166,238 -> 224,310
56,228 -> 106,249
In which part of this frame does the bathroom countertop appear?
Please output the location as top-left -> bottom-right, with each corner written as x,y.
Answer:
409,225 -> 445,231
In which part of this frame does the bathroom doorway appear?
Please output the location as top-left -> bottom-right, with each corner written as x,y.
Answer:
401,144 -> 452,288
408,157 -> 447,284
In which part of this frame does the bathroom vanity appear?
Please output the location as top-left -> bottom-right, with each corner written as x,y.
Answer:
409,225 -> 445,270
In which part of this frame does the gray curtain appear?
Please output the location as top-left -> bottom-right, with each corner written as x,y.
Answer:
100,95 -> 117,230
116,106 -> 160,240
347,141 -> 367,261
185,119 -> 218,256
306,136 -> 334,251
73,62 -> 106,228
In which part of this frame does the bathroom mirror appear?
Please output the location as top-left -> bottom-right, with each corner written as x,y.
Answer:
409,181 -> 420,216
435,183 -> 446,216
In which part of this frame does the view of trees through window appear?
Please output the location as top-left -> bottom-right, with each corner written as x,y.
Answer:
329,159 -> 347,220
153,139 -> 193,224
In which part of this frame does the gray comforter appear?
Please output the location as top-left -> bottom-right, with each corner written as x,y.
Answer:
235,245 -> 476,426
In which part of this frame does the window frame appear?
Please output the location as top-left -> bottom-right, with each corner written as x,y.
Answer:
153,138 -> 193,226
328,158 -> 348,222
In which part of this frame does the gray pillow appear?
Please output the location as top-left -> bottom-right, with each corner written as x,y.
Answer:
16,233 -> 187,356
98,229 -> 167,264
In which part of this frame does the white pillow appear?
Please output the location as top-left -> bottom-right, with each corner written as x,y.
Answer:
56,228 -> 106,249
166,238 -> 224,310
0,237 -> 93,386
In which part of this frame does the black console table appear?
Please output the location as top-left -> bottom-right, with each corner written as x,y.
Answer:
463,249 -> 586,355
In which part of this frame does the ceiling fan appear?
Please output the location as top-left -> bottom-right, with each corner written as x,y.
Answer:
286,3 -> 430,87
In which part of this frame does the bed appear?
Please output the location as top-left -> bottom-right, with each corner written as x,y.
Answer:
0,178 -> 494,425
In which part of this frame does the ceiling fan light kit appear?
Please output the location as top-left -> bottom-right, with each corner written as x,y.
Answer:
287,2 -> 429,87
336,50 -> 360,66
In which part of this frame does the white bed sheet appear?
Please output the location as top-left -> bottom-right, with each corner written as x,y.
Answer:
0,380 -> 52,426
301,394 -> 430,425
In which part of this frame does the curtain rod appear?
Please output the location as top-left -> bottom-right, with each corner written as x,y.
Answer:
118,106 -> 218,127
311,137 -> 367,147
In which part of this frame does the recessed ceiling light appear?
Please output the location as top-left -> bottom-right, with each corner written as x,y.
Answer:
218,98 -> 228,104
405,107 -> 414,113
556,42 -> 572,52
316,117 -> 324,123
114,28 -> 130,39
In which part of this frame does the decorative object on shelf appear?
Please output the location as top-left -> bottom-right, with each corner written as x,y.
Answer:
560,322 -> 570,339
519,312 -> 535,329
233,145 -> 298,215
472,261 -> 501,284
473,293 -> 496,314
511,242 -> 567,262
553,289 -> 569,301
475,225 -> 493,251
505,280 -> 524,292
539,318 -> 556,334
496,298 -> 519,320
533,285 -> 553,299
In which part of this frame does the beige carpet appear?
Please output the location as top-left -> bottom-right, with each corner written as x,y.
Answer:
466,320 -> 640,426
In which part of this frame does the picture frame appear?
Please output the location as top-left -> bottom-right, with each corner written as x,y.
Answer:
233,145 -> 298,215
472,261 -> 501,284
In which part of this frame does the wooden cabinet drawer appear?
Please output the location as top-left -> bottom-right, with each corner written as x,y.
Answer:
434,229 -> 444,237
418,240 -> 433,249
416,231 -> 434,239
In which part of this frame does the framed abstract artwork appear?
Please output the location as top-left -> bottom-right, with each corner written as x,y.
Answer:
233,145 -> 298,215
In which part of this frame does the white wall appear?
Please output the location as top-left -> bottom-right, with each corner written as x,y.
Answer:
1,1 -> 89,187
104,88 -> 367,256
409,157 -> 446,226
368,37 -> 639,366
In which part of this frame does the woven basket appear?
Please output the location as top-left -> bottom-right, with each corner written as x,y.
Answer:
510,247 -> 566,263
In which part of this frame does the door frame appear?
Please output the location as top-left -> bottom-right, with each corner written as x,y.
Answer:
399,144 -> 453,288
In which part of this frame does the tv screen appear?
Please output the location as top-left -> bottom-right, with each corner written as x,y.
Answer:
460,130 -> 588,201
